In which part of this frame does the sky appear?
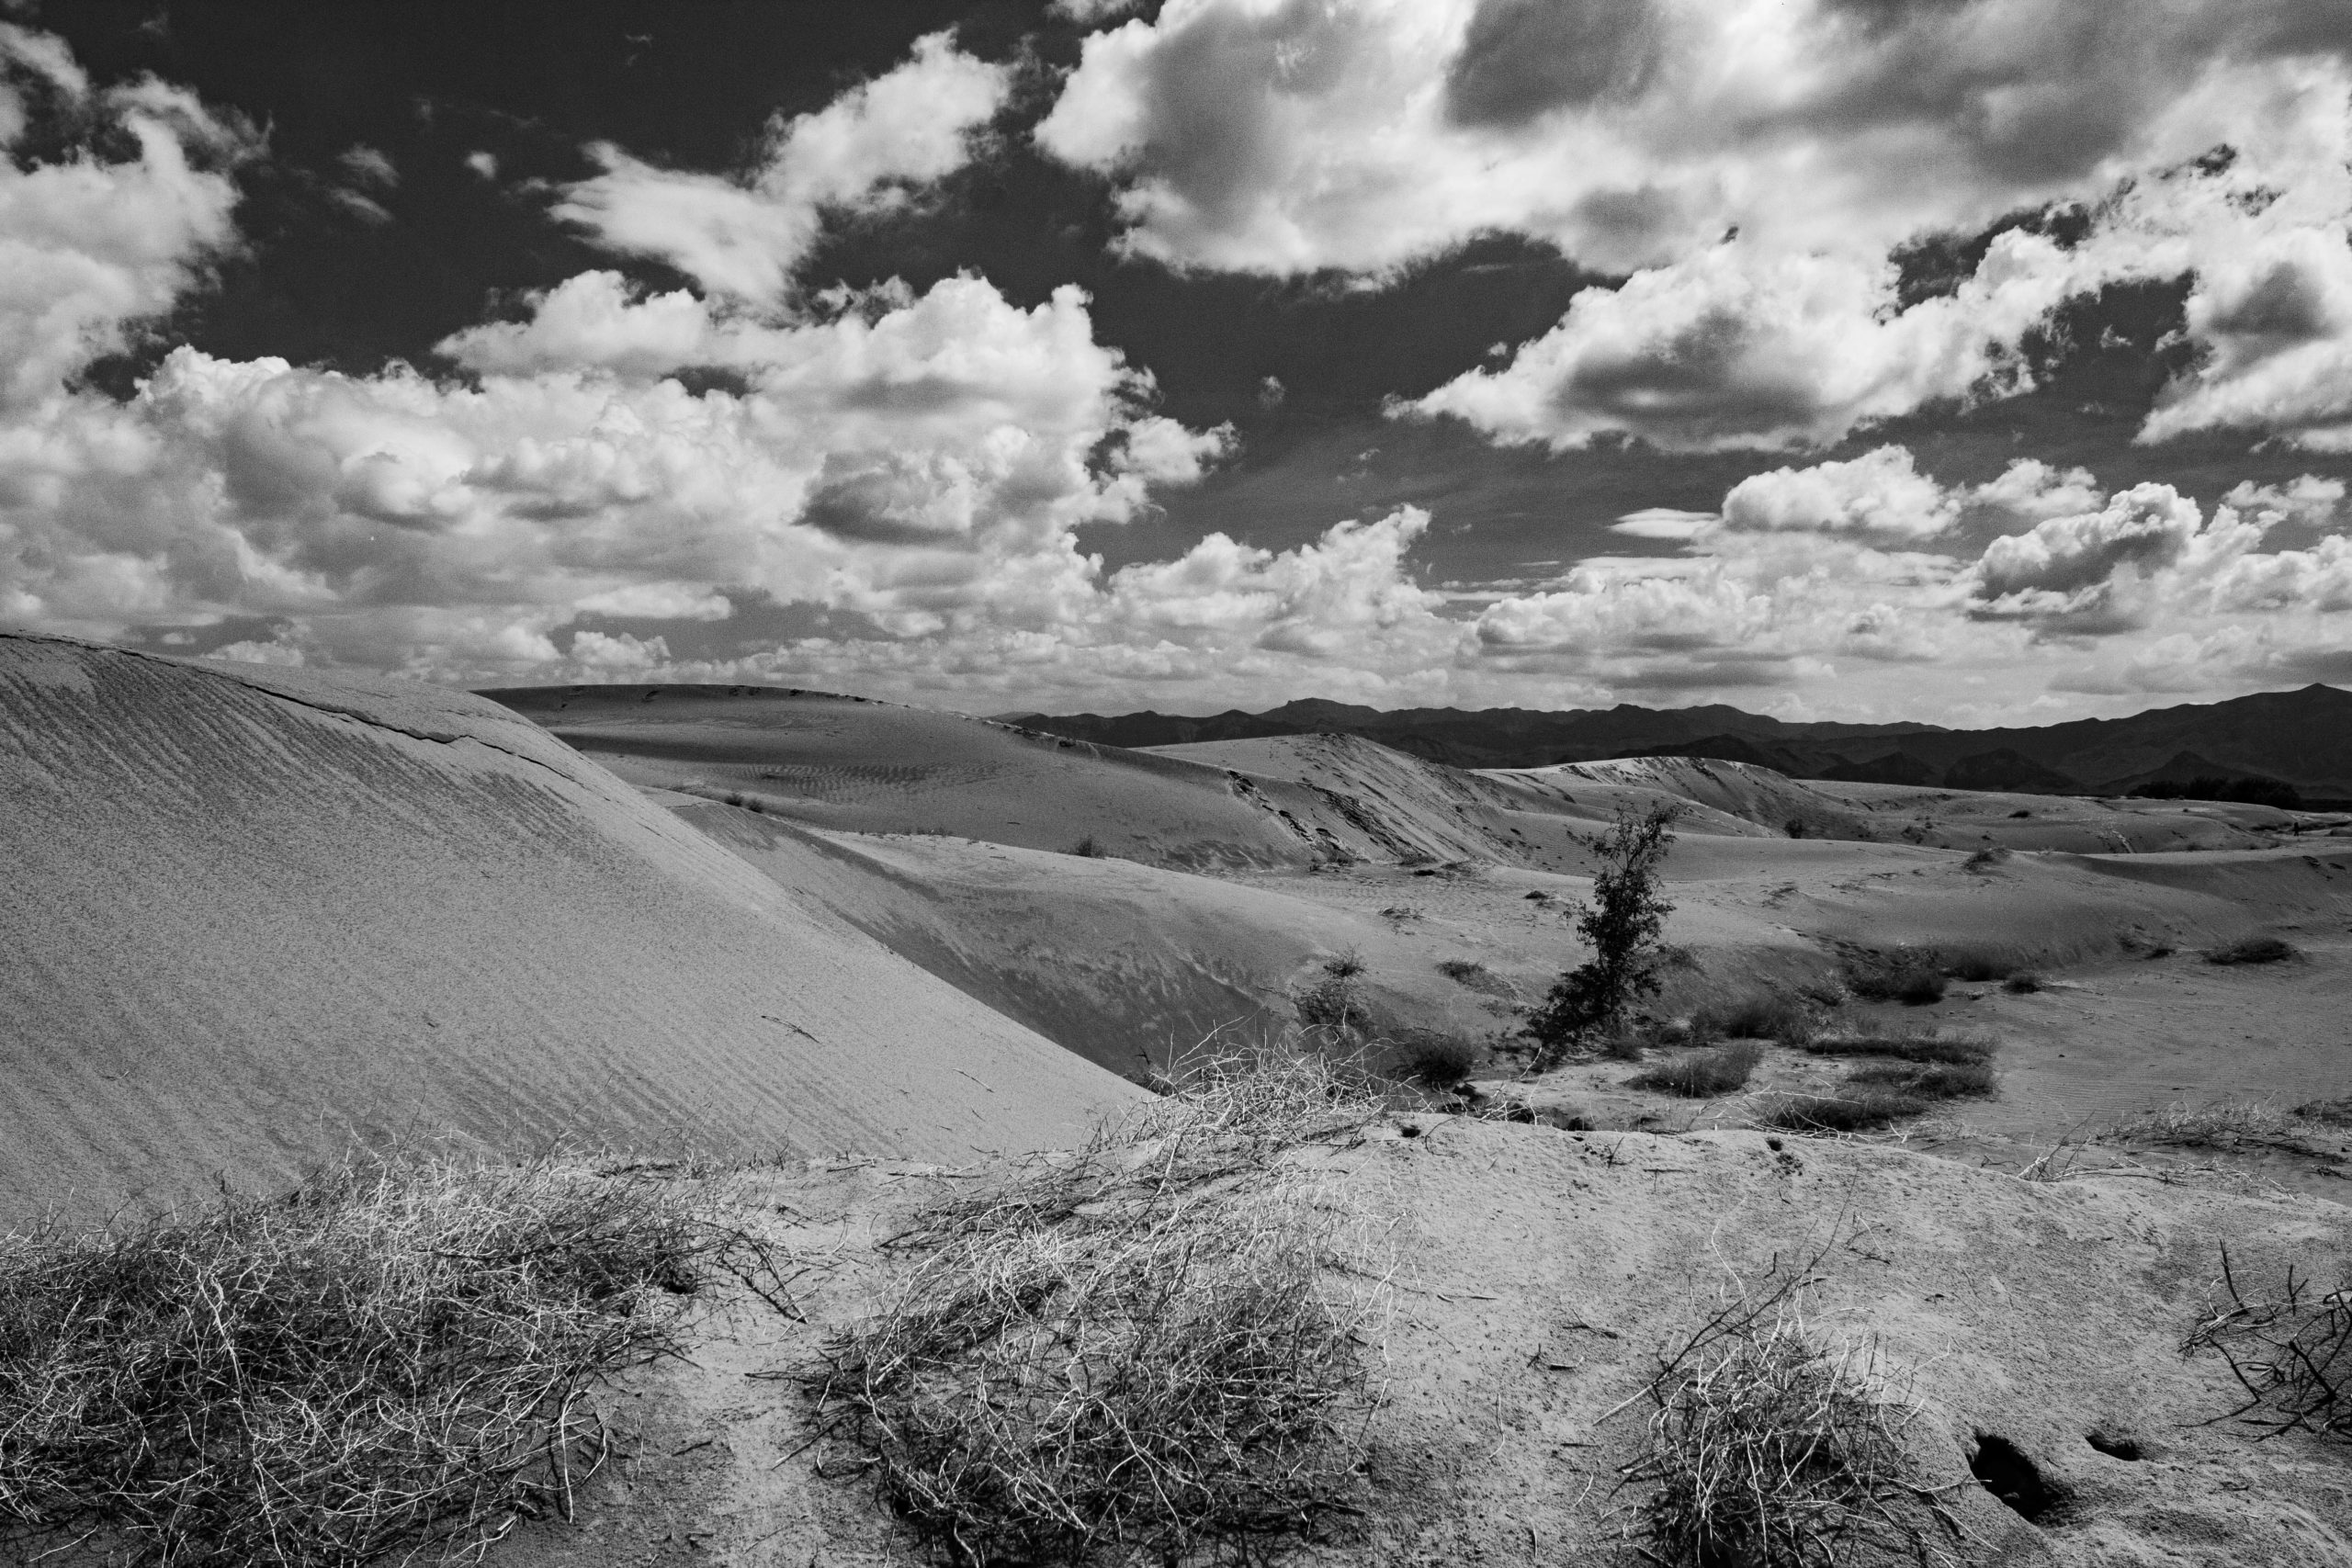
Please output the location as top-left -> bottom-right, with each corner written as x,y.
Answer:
5,0 -> 2352,724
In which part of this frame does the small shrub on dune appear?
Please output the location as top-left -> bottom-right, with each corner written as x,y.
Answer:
1842,955 -> 1948,1005
1631,1041 -> 1766,1099
1068,834 -> 1107,858
2205,934 -> 2299,965
0,1159 -> 708,1567
2102,1099 -> 2321,1149
1962,845 -> 2011,873
1295,952 -> 1370,1033
1805,1030 -> 1995,1066
2002,971 -> 2045,993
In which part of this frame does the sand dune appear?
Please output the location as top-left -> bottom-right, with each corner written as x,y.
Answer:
0,637 -> 1136,1225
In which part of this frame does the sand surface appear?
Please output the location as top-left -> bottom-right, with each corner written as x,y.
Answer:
492,1122 -> 2352,1567
0,637 -> 1137,1224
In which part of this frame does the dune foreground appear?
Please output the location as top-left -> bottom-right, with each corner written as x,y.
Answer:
0,637 -> 1137,1225
8,658 -> 2352,1565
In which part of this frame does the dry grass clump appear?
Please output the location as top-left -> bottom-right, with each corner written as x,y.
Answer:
2185,1248 -> 2350,1443
1804,1029 -> 1995,1067
1631,1041 -> 1766,1099
1934,943 -> 2027,982
1625,1303 -> 1954,1567
2101,1099 -> 2325,1149
1295,952 -> 1371,1033
1434,959 -> 1515,998
810,1049 -> 1381,1565
1383,1029 -> 1482,1089
1690,991 -> 1814,1045
2205,934 -> 2299,965
0,1159 -> 707,1567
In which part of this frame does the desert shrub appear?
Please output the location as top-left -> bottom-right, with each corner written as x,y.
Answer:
1843,954 -> 1948,1005
2205,934 -> 2298,965
1692,991 -> 1814,1045
1526,804 -> 1680,1068
1761,1090 -> 1928,1133
1847,1060 -> 1996,1100
1631,1041 -> 1766,1099
0,1160 -> 708,1567
1434,959 -> 1516,999
1626,1307 -> 1951,1567
1387,1030 -> 1480,1089
811,1051 -> 1378,1565
1962,846 -> 2010,873
1295,952 -> 1370,1033
1069,834 -> 1106,858
2184,1248 -> 2349,1443
1804,1030 -> 1994,1066
2002,971 -> 2044,994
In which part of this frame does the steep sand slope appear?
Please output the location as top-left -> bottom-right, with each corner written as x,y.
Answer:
489,685 -> 1545,868
0,637 -> 1137,1224
499,1122 -> 2352,1567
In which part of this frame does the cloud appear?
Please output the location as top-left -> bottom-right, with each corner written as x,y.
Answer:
339,144 -> 397,188
0,37 -> 251,412
555,32 -> 1009,308
1044,0 -> 2352,450
1720,446 -> 1957,539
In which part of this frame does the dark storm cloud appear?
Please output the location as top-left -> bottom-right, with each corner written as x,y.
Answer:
1445,0 -> 1661,130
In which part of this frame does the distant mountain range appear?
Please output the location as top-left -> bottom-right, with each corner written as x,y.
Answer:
999,684 -> 2352,802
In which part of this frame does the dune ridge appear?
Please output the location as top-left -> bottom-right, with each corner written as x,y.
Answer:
0,636 -> 1137,1226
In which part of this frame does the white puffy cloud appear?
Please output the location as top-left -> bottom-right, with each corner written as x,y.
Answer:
555,32 -> 1009,307
0,34 -> 250,412
1720,446 -> 1958,540
1041,0 -> 2352,450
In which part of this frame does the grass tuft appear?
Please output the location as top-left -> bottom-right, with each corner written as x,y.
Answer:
1631,1041 -> 1766,1099
2205,934 -> 2299,965
1625,1301 -> 1954,1567
2101,1099 -> 2326,1149
0,1159 -> 708,1567
810,1048 -> 1381,1565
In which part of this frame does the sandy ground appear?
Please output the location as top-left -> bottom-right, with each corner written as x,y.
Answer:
0,638 -> 1137,1225
493,1120 -> 2352,1568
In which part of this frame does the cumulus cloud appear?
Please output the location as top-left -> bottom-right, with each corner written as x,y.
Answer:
1042,0 -> 2352,450
555,32 -> 1009,307
0,35 -> 250,412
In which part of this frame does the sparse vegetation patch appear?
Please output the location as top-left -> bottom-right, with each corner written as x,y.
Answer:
1846,1060 -> 1997,1101
0,1159 -> 708,1567
1760,1091 -> 1929,1134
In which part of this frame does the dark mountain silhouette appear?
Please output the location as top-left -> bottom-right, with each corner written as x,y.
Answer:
1004,683 -> 2352,798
